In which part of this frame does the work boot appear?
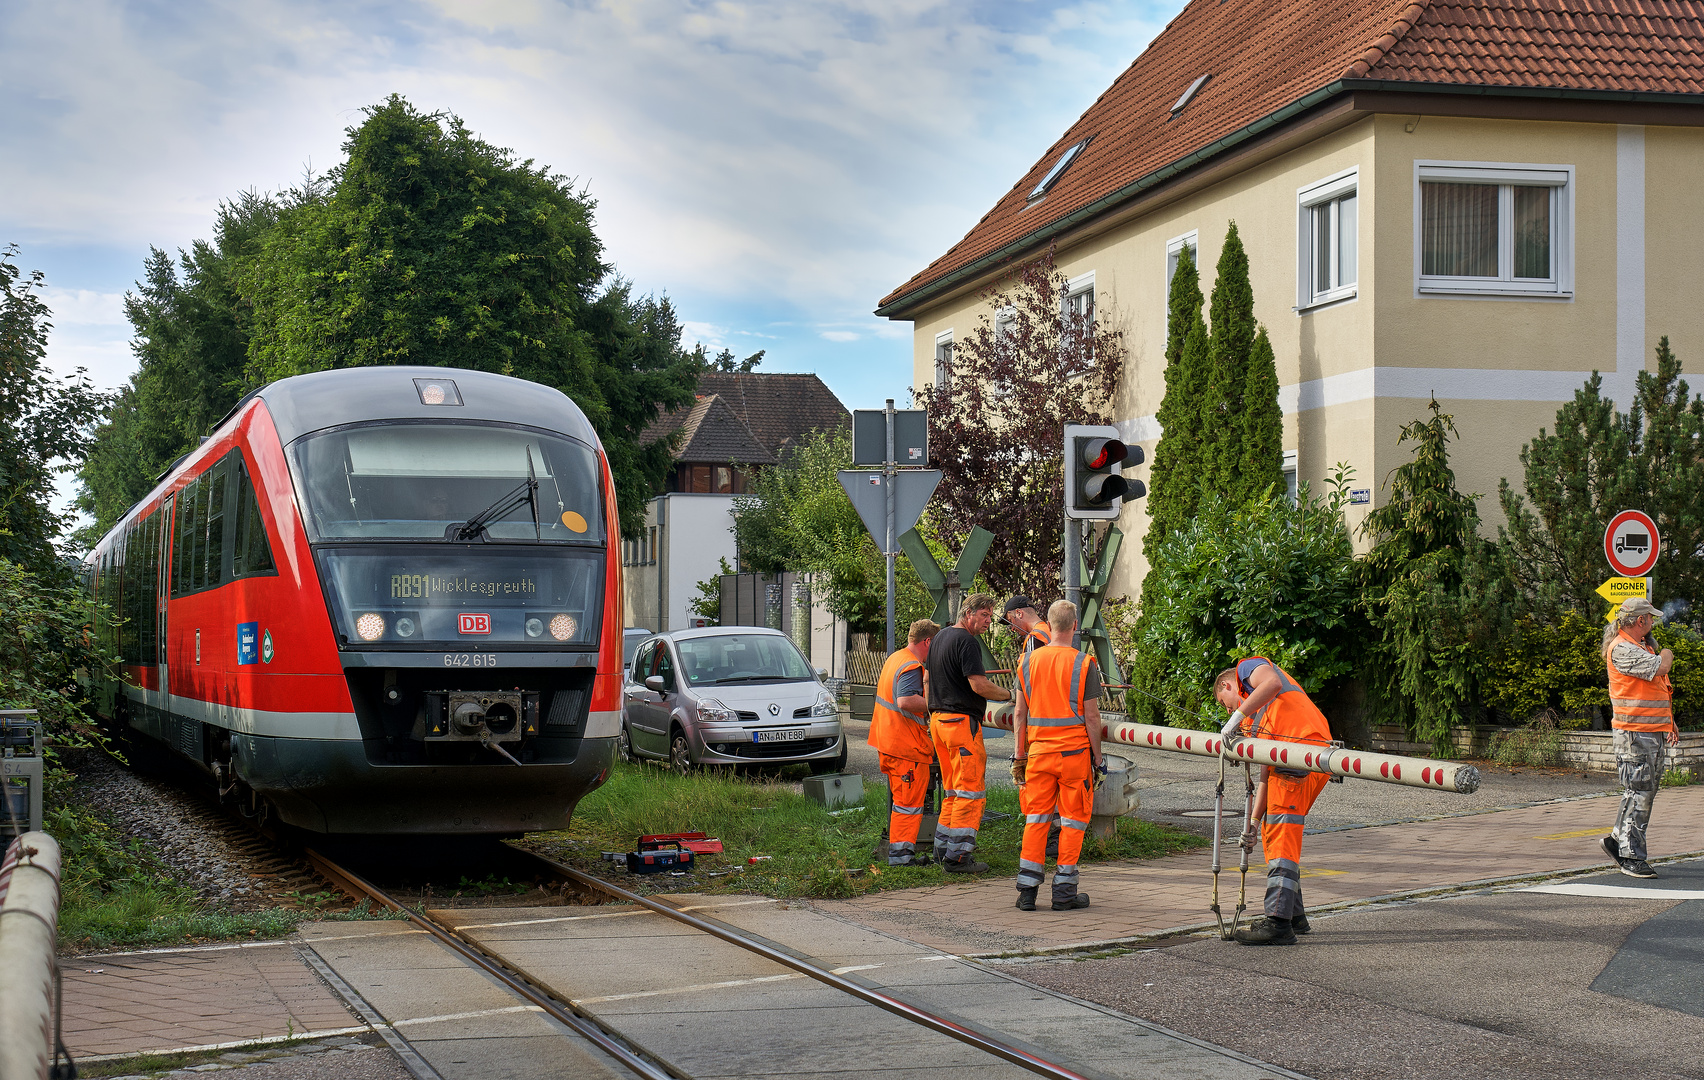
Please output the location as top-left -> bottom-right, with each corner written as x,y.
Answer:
1291,911 -> 1310,935
1015,886 -> 1038,911
1619,859 -> 1659,879
1601,834 -> 1620,862
1234,916 -> 1297,946
1051,892 -> 1090,911
943,857 -> 989,875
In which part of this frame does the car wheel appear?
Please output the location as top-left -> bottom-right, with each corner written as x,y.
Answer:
670,729 -> 694,775
616,723 -> 635,764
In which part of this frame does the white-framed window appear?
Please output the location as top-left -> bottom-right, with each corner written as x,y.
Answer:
1297,169 -> 1358,309
1414,160 -> 1573,297
1063,271 -> 1095,323
1165,231 -> 1199,289
933,330 -> 953,390
994,304 -> 1017,341
1282,449 -> 1298,504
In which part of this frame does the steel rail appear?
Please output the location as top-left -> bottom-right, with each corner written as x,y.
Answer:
301,849 -> 679,1080
524,849 -> 1094,1080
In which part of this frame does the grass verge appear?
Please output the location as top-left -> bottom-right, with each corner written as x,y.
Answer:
49,804 -> 401,954
522,760 -> 1206,899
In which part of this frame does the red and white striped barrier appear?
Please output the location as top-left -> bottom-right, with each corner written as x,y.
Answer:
984,707 -> 1481,794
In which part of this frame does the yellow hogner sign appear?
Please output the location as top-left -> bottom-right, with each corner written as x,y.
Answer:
1597,576 -> 1648,621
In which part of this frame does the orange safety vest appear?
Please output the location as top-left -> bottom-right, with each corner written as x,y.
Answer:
869,649 -> 934,762
1607,630 -> 1674,732
1017,644 -> 1094,754
1023,624 -> 1051,659
1234,657 -> 1331,746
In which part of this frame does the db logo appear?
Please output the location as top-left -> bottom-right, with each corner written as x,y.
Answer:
458,613 -> 492,635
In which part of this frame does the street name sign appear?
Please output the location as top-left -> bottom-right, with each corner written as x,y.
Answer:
1604,509 -> 1660,577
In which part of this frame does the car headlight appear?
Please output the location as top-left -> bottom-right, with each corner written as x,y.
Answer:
697,697 -> 739,724
811,691 -> 837,717
355,613 -> 385,641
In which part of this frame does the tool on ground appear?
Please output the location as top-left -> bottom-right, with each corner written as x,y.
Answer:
1207,749 -> 1255,940
638,832 -> 724,855
623,841 -> 695,875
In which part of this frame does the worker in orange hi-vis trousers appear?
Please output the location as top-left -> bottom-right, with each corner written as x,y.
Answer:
925,593 -> 1012,874
1215,657 -> 1335,945
1011,600 -> 1104,912
867,619 -> 942,866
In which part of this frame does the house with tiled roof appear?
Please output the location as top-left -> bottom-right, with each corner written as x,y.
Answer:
879,0 -> 1704,597
624,371 -> 849,631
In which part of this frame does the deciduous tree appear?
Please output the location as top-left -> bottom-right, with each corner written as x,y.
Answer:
918,248 -> 1123,600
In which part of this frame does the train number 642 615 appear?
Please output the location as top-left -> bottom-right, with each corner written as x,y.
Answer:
444,653 -> 499,668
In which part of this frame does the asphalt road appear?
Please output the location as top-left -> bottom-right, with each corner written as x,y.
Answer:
1014,858 -> 1704,1080
840,713 -> 1620,834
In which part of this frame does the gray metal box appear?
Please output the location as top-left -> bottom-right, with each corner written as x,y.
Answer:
1,758 -> 42,837
802,772 -> 864,810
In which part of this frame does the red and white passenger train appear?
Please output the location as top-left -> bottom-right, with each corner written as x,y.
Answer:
85,367 -> 624,833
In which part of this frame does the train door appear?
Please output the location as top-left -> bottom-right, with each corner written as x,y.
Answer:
157,493 -> 173,698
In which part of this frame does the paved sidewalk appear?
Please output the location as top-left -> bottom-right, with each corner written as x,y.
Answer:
819,785 -> 1704,956
61,940 -> 364,1059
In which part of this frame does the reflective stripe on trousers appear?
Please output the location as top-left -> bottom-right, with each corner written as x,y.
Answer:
1261,770 -> 1328,919
931,714 -> 986,862
880,752 -> 930,865
1611,729 -> 1665,861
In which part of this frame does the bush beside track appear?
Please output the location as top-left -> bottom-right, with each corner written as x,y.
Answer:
520,760 -> 1208,899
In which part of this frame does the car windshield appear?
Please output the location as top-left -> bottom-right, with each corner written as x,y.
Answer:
677,634 -> 813,686
291,421 -> 603,543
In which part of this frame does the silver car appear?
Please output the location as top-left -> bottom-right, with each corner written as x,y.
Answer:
620,627 -> 845,774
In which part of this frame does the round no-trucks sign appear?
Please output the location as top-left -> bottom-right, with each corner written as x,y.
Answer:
1605,509 -> 1661,577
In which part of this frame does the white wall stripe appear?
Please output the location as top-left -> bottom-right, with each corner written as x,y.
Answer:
1614,125 -> 1646,410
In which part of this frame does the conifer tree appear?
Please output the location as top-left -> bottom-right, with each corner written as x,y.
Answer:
1143,244 -> 1207,552
1202,221 -> 1255,493
1360,400 -> 1508,752
1235,326 -> 1283,503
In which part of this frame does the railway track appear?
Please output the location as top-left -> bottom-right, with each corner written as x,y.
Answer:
305,843 -> 1094,1080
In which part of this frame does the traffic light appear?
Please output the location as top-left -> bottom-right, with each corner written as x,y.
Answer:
1064,423 -> 1145,520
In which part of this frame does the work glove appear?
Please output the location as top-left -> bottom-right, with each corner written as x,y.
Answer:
1220,710 -> 1247,745
1092,763 -> 1108,791
1239,827 -> 1257,853
1009,757 -> 1027,785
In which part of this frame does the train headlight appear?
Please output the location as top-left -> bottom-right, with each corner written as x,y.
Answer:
525,617 -> 544,639
355,612 -> 386,641
549,613 -> 577,641
395,617 -> 418,639
811,691 -> 837,717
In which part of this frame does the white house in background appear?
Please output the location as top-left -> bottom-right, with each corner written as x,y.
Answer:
623,372 -> 849,633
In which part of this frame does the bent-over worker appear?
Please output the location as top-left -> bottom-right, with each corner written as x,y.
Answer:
867,619 -> 942,866
1012,600 -> 1104,911
1216,657 -> 1333,945
926,593 -> 1012,874
1602,597 -> 1679,879
1002,595 -> 1052,660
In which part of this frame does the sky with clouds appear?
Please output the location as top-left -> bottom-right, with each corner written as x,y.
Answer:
3,0 -> 1184,417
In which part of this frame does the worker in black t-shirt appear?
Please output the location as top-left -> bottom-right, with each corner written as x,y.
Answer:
925,592 -> 1012,874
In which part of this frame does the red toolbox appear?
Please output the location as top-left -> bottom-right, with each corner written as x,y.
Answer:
638,832 -> 724,855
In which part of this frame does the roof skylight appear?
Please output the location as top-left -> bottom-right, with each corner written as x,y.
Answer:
1028,138 -> 1091,201
1170,74 -> 1211,117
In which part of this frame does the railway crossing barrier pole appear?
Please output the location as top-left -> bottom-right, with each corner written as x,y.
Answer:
981,710 -> 1482,794
0,832 -> 67,1080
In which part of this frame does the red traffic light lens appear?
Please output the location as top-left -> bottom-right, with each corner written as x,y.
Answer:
1088,447 -> 1109,469
1080,437 -> 1127,470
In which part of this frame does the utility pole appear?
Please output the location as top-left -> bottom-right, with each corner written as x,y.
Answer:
1063,518 -> 1081,609
884,398 -> 897,654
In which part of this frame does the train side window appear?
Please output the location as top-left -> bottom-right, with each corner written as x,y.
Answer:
172,475 -> 196,595
142,509 -> 161,665
204,456 -> 229,588
230,454 -> 277,580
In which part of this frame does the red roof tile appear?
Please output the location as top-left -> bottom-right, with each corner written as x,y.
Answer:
878,0 -> 1704,314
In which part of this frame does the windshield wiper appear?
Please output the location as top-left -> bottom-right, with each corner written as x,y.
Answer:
451,446 -> 541,541
714,674 -> 785,683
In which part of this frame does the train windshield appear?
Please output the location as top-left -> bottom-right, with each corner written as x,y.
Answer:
292,422 -> 603,543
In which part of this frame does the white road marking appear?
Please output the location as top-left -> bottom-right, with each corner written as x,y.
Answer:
392,1005 -> 545,1026
1524,883 -> 1704,899
455,897 -> 779,931
75,1026 -> 374,1064
573,972 -> 805,1003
